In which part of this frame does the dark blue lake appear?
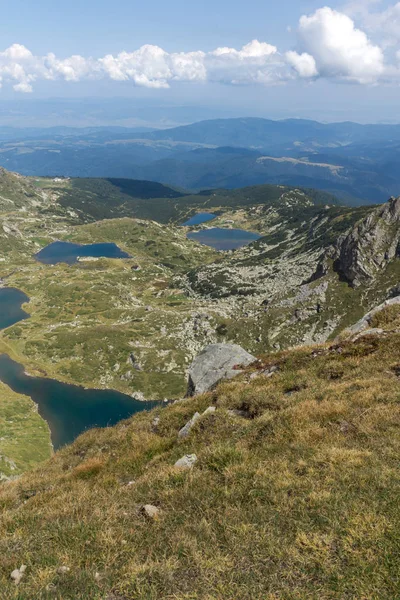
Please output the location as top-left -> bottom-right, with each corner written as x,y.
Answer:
182,212 -> 216,226
188,228 -> 261,250
0,288 -> 157,449
0,288 -> 29,329
0,355 -> 158,449
36,241 -> 131,265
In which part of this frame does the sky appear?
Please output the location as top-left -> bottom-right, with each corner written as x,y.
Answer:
1,0 -> 400,123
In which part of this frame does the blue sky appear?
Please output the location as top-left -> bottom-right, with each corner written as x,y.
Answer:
4,0 -> 325,54
1,0 -> 400,123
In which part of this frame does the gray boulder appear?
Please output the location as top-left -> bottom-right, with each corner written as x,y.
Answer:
187,344 -> 256,396
175,454 -> 198,469
347,296 -> 400,335
178,412 -> 201,438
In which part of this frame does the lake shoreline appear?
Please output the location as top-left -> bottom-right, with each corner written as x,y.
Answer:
0,285 -> 160,450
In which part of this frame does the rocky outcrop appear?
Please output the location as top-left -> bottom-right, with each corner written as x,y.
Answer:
187,344 -> 256,396
332,197 -> 400,287
346,296 -> 400,334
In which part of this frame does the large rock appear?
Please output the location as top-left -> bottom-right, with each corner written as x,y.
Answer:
313,197 -> 400,288
334,197 -> 400,287
187,344 -> 256,396
347,296 -> 400,335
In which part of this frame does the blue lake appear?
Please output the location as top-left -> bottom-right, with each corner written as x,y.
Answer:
182,213 -> 216,226
0,288 -> 157,449
0,288 -> 30,330
187,227 -> 261,250
36,241 -> 131,265
0,355 -> 158,449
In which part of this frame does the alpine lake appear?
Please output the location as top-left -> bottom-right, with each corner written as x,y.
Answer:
0,242 -> 158,450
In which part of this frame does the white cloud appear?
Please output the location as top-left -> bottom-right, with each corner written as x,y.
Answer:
286,51 -> 318,78
2,6 -> 400,93
0,40 -> 284,92
45,53 -> 95,82
0,44 -> 38,92
289,7 -> 385,84
207,40 -> 285,85
211,39 -> 277,59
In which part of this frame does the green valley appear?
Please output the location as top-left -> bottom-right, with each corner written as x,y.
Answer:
0,167 -> 399,478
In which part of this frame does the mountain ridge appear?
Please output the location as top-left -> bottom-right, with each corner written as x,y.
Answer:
2,117 -> 400,204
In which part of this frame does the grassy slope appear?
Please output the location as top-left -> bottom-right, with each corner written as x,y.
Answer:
1,307 -> 400,598
35,177 -> 339,225
0,382 -> 52,479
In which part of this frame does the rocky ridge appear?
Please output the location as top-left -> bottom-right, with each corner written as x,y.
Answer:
324,196 -> 400,287
181,197 -> 400,353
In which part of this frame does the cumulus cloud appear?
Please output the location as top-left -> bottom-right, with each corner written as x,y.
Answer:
286,51 -> 318,78
287,7 -> 385,84
2,5 -> 400,93
0,40 -> 284,92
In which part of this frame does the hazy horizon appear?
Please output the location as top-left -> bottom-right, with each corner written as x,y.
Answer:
1,95 -> 400,129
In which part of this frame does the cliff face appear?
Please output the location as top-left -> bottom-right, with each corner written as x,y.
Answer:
332,197 -> 400,287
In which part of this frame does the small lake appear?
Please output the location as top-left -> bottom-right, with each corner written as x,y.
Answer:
182,212 -> 216,226
0,354 -> 159,449
0,287 -> 157,449
36,241 -> 131,265
187,228 -> 261,250
0,288 -> 30,329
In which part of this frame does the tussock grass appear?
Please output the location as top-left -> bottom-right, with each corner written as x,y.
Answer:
370,304 -> 400,329
1,330 -> 400,599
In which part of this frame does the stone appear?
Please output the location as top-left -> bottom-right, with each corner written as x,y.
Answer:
178,412 -> 201,438
227,409 -> 249,418
347,296 -> 400,335
142,504 -> 161,520
151,416 -> 160,431
174,454 -> 198,469
187,344 -> 256,396
11,565 -> 27,585
128,352 -> 142,371
57,566 -> 70,575
203,406 -> 216,415
353,328 -> 384,341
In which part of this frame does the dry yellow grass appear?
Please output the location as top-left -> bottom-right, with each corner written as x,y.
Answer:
0,327 -> 400,599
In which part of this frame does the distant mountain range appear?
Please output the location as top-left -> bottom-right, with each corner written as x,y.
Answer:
1,117 -> 400,204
